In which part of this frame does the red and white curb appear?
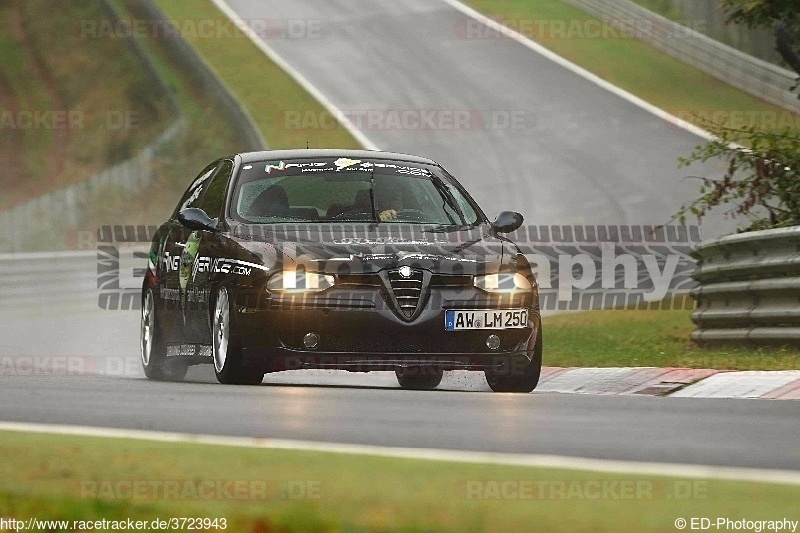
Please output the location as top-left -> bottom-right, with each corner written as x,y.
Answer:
258,367 -> 800,399
3,362 -> 797,399
538,367 -> 800,400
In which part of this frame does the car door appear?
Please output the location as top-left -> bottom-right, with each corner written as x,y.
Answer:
160,161 -> 221,341
183,159 -> 235,344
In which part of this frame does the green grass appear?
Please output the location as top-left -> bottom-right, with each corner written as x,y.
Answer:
2,430 -> 799,532
543,308 -> 800,369
9,0 -> 250,247
75,0 -> 362,233
77,0 -> 248,230
463,0 -> 799,135
1,0 -> 361,249
149,0 -> 360,151
0,0 -> 253,250
0,0 -> 171,209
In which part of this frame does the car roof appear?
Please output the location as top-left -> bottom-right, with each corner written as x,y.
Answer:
235,149 -> 438,165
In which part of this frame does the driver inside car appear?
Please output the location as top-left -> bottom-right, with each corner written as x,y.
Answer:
377,190 -> 403,222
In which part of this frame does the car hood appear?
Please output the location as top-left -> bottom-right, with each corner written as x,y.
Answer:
228,223 -> 517,275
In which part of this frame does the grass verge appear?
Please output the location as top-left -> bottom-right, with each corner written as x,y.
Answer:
0,0 -> 171,209
74,0 -> 360,237
1,0 -> 249,251
543,308 -> 800,369
64,0 -> 246,237
2,430 -> 799,532
149,0 -> 360,150
462,0 -> 799,134
3,0 -> 361,249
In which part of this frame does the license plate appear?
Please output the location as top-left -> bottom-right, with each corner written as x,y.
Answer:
445,309 -> 529,331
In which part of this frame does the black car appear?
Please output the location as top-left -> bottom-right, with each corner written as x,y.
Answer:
141,149 -> 541,392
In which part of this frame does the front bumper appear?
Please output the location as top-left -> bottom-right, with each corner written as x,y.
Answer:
234,286 -> 539,373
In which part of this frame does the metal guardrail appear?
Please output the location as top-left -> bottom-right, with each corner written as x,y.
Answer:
564,0 -> 800,112
691,226 -> 800,344
670,0 -> 782,66
0,247 -> 149,312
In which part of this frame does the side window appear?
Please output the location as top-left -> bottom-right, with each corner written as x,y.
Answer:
173,162 -> 220,217
198,160 -> 233,219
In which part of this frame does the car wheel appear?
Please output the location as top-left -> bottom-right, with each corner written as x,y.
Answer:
141,287 -> 188,381
485,329 -> 542,393
212,287 -> 264,385
395,366 -> 443,390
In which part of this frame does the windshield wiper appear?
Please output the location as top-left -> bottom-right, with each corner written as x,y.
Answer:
252,215 -> 315,223
368,168 -> 378,223
423,223 -> 474,233
430,178 -> 463,225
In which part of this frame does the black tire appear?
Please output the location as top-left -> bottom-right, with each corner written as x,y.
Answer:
485,329 -> 542,393
395,366 -> 444,390
141,287 -> 188,381
212,287 -> 264,385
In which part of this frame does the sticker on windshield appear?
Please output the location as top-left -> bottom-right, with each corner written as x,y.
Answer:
261,159 -> 431,176
373,162 -> 430,176
334,157 -> 361,170
265,161 -> 287,174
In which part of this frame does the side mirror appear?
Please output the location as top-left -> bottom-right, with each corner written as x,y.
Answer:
178,208 -> 218,232
492,211 -> 523,234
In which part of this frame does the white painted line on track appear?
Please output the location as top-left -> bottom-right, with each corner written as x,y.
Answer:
2,421 -> 800,486
210,0 -> 379,151
439,0 -> 715,142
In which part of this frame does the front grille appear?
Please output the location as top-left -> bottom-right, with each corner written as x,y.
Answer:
335,274 -> 381,286
430,274 -> 473,287
388,268 -> 424,317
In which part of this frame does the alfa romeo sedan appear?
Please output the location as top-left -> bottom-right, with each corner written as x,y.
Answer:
141,149 -> 541,392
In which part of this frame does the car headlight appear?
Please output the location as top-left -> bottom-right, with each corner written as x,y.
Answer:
474,273 -> 531,293
266,270 -> 335,292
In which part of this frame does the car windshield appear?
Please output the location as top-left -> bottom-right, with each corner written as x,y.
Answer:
231,157 -> 482,225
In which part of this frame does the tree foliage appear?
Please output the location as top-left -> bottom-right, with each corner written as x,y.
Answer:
722,0 -> 800,84
722,0 -> 799,30
674,1 -> 800,232
676,124 -> 800,231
